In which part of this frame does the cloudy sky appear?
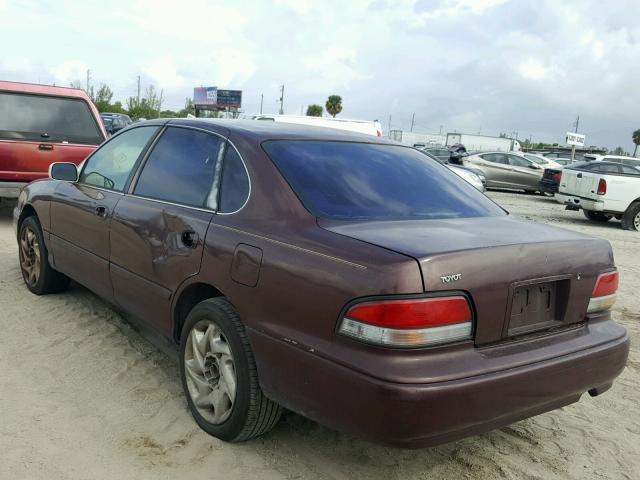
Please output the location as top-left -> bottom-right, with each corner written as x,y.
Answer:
1,0 -> 639,151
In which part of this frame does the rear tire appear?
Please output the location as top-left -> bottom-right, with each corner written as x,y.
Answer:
621,202 -> 640,231
18,216 -> 70,295
584,210 -> 613,223
179,297 -> 282,442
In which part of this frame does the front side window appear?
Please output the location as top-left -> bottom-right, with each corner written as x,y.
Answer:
0,92 -> 104,144
79,126 -> 158,191
263,141 -> 505,221
508,155 -> 530,168
134,127 -> 222,208
524,154 -> 546,165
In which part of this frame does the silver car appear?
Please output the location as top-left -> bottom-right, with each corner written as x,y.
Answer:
463,152 -> 544,193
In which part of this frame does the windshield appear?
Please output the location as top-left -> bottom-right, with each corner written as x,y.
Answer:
263,140 -> 505,221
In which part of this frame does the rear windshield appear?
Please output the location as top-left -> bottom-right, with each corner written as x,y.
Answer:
263,140 -> 505,220
0,92 -> 104,144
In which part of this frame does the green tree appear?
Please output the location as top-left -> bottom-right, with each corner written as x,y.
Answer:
632,129 -> 640,157
325,95 -> 342,118
93,84 -> 114,112
177,98 -> 194,117
127,85 -> 161,120
306,104 -> 323,117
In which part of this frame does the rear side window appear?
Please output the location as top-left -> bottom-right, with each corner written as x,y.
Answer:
593,164 -> 620,174
0,92 -> 104,144
79,126 -> 158,191
134,127 -> 222,208
219,145 -> 250,213
263,141 -> 505,220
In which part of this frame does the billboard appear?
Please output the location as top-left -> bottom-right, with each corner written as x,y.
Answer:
194,87 -> 218,106
193,87 -> 242,110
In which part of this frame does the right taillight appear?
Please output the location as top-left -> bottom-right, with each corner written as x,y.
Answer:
552,172 -> 562,181
597,178 -> 607,195
338,295 -> 473,347
587,270 -> 618,314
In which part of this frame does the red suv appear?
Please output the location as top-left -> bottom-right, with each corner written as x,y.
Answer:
0,80 -> 106,199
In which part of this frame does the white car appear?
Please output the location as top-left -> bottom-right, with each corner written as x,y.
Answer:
253,114 -> 383,137
519,152 -> 562,169
556,161 -> 640,230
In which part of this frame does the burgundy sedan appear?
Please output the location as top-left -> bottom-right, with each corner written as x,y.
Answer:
13,119 -> 629,447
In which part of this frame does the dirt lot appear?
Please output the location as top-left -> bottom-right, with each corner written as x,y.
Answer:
1,191 -> 638,480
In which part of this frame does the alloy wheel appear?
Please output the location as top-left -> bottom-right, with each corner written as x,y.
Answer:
634,212 -> 640,231
184,320 -> 237,424
19,226 -> 41,287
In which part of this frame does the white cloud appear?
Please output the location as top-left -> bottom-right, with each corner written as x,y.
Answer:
50,60 -> 89,85
518,58 -> 548,81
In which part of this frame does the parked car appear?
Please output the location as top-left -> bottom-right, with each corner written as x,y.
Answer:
421,146 -> 452,162
540,167 -> 563,194
0,80 -> 106,199
100,112 -> 133,136
543,151 -> 574,161
419,149 -> 486,191
253,114 -> 383,137
14,119 -> 629,448
582,153 -> 640,167
520,152 -> 562,169
556,160 -> 640,230
463,151 -> 545,193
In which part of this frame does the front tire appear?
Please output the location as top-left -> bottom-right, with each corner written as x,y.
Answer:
584,210 -> 613,223
179,298 -> 282,442
18,216 -> 70,295
621,202 -> 640,231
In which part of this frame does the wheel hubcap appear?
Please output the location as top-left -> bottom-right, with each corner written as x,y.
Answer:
184,320 -> 237,424
19,227 -> 41,287
634,212 -> 640,230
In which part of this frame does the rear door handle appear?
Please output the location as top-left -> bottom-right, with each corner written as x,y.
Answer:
95,205 -> 108,218
38,144 -> 53,151
181,230 -> 199,248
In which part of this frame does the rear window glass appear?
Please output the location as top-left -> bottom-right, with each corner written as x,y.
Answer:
262,141 -> 505,220
0,92 -> 104,144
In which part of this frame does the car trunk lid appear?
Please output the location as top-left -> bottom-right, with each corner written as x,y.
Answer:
320,215 -> 613,345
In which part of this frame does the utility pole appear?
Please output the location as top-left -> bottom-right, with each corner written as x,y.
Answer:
157,89 -> 163,118
86,69 -> 91,96
260,94 -> 263,114
574,115 -> 580,133
410,112 -> 415,132
278,85 -> 284,115
439,125 -> 443,135
137,75 -> 141,104
388,114 -> 392,135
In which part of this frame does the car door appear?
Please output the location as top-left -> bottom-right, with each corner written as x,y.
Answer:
506,154 -> 542,189
474,153 -> 512,187
49,125 -> 160,302
109,126 -> 226,336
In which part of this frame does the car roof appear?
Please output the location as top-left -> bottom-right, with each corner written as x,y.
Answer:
141,118 -> 399,144
0,80 -> 92,100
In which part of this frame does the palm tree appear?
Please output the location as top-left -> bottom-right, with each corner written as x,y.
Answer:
633,129 -> 640,157
325,95 -> 343,118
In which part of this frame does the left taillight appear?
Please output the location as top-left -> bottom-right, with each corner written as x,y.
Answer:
597,178 -> 607,195
338,296 -> 473,347
587,270 -> 618,314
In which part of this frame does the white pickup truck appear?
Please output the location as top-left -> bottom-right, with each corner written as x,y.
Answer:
555,161 -> 640,231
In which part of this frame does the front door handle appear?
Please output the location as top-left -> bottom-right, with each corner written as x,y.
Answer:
38,144 -> 53,151
95,205 -> 108,218
181,230 -> 199,248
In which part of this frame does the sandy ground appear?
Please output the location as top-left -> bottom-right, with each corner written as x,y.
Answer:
0,191 -> 638,480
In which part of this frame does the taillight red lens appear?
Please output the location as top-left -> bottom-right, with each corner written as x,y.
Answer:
592,271 -> 618,297
552,172 -> 562,181
339,296 -> 473,347
345,297 -> 471,328
597,178 -> 607,195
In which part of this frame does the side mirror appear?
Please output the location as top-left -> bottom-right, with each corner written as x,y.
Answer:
49,162 -> 78,182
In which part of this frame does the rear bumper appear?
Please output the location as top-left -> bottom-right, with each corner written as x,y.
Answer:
0,181 -> 27,198
556,193 -> 604,211
251,320 -> 629,448
539,180 -> 559,194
